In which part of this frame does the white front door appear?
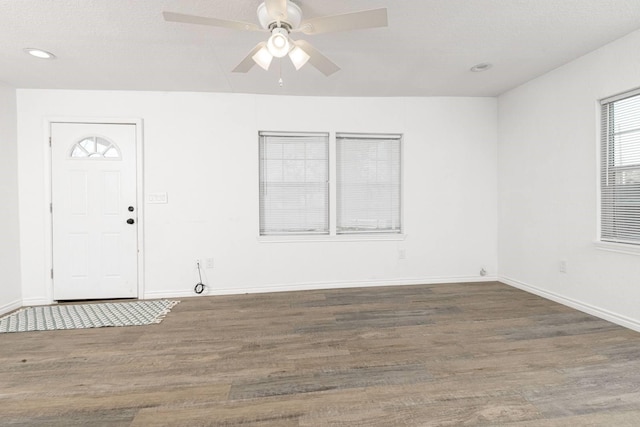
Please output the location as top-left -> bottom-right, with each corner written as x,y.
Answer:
51,122 -> 138,300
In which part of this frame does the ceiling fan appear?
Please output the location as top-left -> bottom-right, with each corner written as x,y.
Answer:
163,0 -> 388,76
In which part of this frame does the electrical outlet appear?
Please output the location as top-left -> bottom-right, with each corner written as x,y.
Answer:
398,249 -> 406,259
480,267 -> 487,276
205,258 -> 214,269
195,259 -> 201,268
559,260 -> 567,273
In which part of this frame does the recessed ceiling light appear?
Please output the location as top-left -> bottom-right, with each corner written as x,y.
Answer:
24,48 -> 56,59
470,62 -> 492,72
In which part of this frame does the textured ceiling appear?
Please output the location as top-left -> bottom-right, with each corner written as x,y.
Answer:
1,0 -> 640,97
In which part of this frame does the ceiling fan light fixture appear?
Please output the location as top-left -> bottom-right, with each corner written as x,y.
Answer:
267,28 -> 290,58
252,45 -> 273,70
289,45 -> 310,70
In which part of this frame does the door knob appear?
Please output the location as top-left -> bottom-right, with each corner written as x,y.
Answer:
128,206 -> 135,212
127,218 -> 135,224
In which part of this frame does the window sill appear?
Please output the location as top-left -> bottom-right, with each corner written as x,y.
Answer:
258,234 -> 407,243
594,241 -> 640,256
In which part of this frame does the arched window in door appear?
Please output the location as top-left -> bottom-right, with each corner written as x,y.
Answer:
70,136 -> 121,159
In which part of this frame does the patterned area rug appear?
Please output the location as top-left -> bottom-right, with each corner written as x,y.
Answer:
0,300 -> 180,333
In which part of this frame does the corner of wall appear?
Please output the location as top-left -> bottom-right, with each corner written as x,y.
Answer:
0,82 -> 23,315
496,28 -> 640,330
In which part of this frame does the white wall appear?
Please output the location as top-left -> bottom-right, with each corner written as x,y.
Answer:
498,29 -> 640,330
0,82 -> 22,314
16,90 -> 497,303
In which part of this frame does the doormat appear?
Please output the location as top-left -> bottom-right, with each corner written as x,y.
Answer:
0,300 -> 180,333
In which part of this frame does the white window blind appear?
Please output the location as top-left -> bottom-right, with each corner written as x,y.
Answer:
259,132 -> 329,235
336,133 -> 402,234
601,90 -> 640,245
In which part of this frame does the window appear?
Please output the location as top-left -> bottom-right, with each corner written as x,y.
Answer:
336,133 -> 402,234
600,89 -> 640,245
259,132 -> 329,235
70,136 -> 120,159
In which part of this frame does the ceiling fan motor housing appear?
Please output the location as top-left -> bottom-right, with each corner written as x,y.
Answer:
257,2 -> 302,30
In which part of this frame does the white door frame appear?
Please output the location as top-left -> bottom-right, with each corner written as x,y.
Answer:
44,117 -> 145,303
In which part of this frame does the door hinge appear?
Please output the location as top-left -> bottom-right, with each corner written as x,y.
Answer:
49,136 -> 52,147
50,202 -> 53,213
50,268 -> 54,279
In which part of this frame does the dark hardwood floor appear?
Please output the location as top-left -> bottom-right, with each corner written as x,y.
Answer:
2,281 -> 640,426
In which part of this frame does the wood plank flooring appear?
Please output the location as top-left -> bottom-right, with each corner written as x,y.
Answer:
2,281 -> 640,426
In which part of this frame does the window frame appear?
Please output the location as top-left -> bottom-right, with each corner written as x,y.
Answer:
335,132 -> 403,235
69,135 -> 121,160
258,131 -> 405,241
258,131 -> 330,236
598,87 -> 640,250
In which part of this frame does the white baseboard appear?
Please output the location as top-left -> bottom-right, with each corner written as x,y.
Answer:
144,289 -> 202,299
21,297 -> 52,307
144,275 -> 498,300
500,276 -> 640,333
0,299 -> 23,316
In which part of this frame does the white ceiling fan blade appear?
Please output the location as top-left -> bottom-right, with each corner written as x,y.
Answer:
232,43 -> 267,73
294,40 -> 340,76
163,11 -> 262,32
298,8 -> 388,35
265,0 -> 288,21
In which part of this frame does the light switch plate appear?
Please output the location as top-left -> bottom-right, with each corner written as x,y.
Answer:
146,192 -> 168,204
